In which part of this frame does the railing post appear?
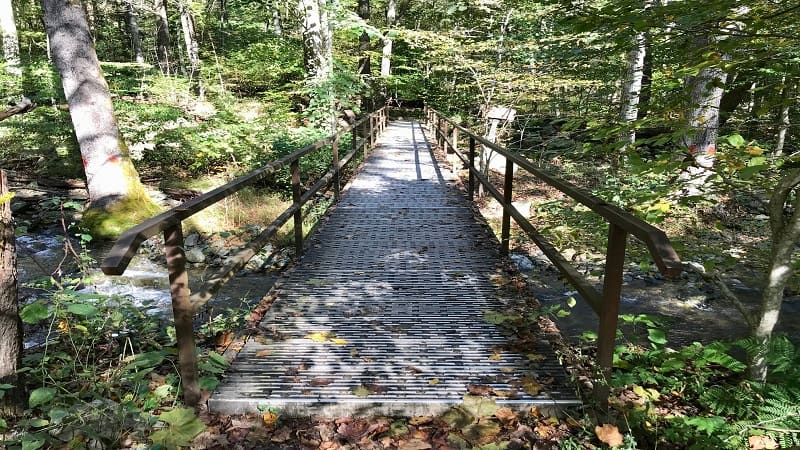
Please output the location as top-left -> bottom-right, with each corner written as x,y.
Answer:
163,224 -> 200,409
291,160 -> 303,257
595,223 -> 628,410
369,115 -> 375,149
500,158 -> 514,256
361,119 -> 368,160
451,126 -> 459,173
332,134 -> 341,202
351,124 -> 357,161
468,136 -> 476,201
437,117 -> 443,148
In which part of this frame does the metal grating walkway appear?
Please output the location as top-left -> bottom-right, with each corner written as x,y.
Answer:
208,121 -> 580,416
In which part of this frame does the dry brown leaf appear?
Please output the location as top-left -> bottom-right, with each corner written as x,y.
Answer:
749,435 -> 779,450
517,377 -> 541,397
409,416 -> 433,426
494,407 -> 517,425
398,438 -> 432,450
467,384 -> 495,396
488,352 -> 502,361
270,426 -> 292,442
595,424 -> 624,448
255,349 -> 271,357
310,377 -> 334,386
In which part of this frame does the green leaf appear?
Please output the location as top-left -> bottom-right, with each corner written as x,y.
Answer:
28,387 -> 57,408
725,134 -> 745,147
67,303 -> 99,317
685,416 -> 726,436
48,406 -> 70,424
20,302 -> 51,324
152,408 -> 206,448
566,297 -> 577,308
0,417 -> 6,430
21,434 -> 46,450
648,328 -> 667,345
199,376 -> 220,392
28,418 -> 49,428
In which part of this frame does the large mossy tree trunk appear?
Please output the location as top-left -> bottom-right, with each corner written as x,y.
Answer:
0,170 -> 23,415
41,0 -> 159,238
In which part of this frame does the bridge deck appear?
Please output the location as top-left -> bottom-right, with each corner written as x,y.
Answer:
209,120 -> 580,416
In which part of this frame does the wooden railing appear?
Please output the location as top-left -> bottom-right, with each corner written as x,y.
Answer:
425,106 -> 681,404
101,108 -> 387,408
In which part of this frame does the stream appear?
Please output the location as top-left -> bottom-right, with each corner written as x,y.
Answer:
16,228 -> 279,349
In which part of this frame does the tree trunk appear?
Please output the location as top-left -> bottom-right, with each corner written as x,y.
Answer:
619,30 -> 647,146
357,0 -> 370,76
679,36 -> 727,193
126,0 -> 144,63
155,0 -> 171,73
637,36 -> 653,120
0,0 -> 21,76
775,81 -> 792,156
272,7 -> 282,36
299,0 -> 330,80
380,0 -> 396,77
749,169 -> 800,381
320,0 -> 332,79
179,0 -> 200,79
41,0 -> 157,235
0,170 -> 23,415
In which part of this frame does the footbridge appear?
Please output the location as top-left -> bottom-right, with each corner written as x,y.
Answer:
101,107 -> 681,415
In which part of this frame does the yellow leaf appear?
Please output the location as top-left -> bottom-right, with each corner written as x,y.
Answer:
303,331 -> 333,342
488,352 -> 502,360
595,424 -> 624,448
262,411 -> 280,426
746,145 -> 764,156
428,378 -> 439,385
330,338 -> 348,345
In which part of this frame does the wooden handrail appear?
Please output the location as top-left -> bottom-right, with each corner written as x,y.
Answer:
100,107 -> 388,408
425,106 -> 681,408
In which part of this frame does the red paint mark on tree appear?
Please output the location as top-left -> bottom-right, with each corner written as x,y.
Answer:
689,144 -> 697,154
706,145 -> 716,155
82,157 -> 88,168
107,155 -> 120,164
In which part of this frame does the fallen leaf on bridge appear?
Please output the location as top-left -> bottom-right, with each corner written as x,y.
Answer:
255,349 -> 271,357
467,384 -> 495,396
398,439 -> 431,450
310,377 -> 333,387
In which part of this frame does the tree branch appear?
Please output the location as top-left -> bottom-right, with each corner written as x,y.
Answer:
0,98 -> 35,122
682,262 -> 757,329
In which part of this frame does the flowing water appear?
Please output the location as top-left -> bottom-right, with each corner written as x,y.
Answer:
16,228 -> 278,348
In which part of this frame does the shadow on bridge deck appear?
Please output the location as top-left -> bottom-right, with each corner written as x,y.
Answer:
208,120 -> 580,417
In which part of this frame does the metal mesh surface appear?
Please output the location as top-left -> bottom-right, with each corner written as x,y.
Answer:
209,121 -> 580,417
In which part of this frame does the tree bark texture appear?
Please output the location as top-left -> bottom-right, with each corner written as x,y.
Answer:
0,0 -> 21,76
775,81 -> 792,156
0,170 -> 23,414
380,0 -> 396,77
750,169 -> 800,381
680,36 -> 727,190
357,0 -> 370,75
41,0 -> 143,209
179,0 -> 200,78
126,0 -> 144,63
299,0 -> 331,80
155,0 -> 171,73
619,30 -> 647,145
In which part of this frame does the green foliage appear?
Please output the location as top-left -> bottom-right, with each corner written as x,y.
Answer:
217,39 -> 304,94
150,408 -> 206,449
611,334 -> 800,448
